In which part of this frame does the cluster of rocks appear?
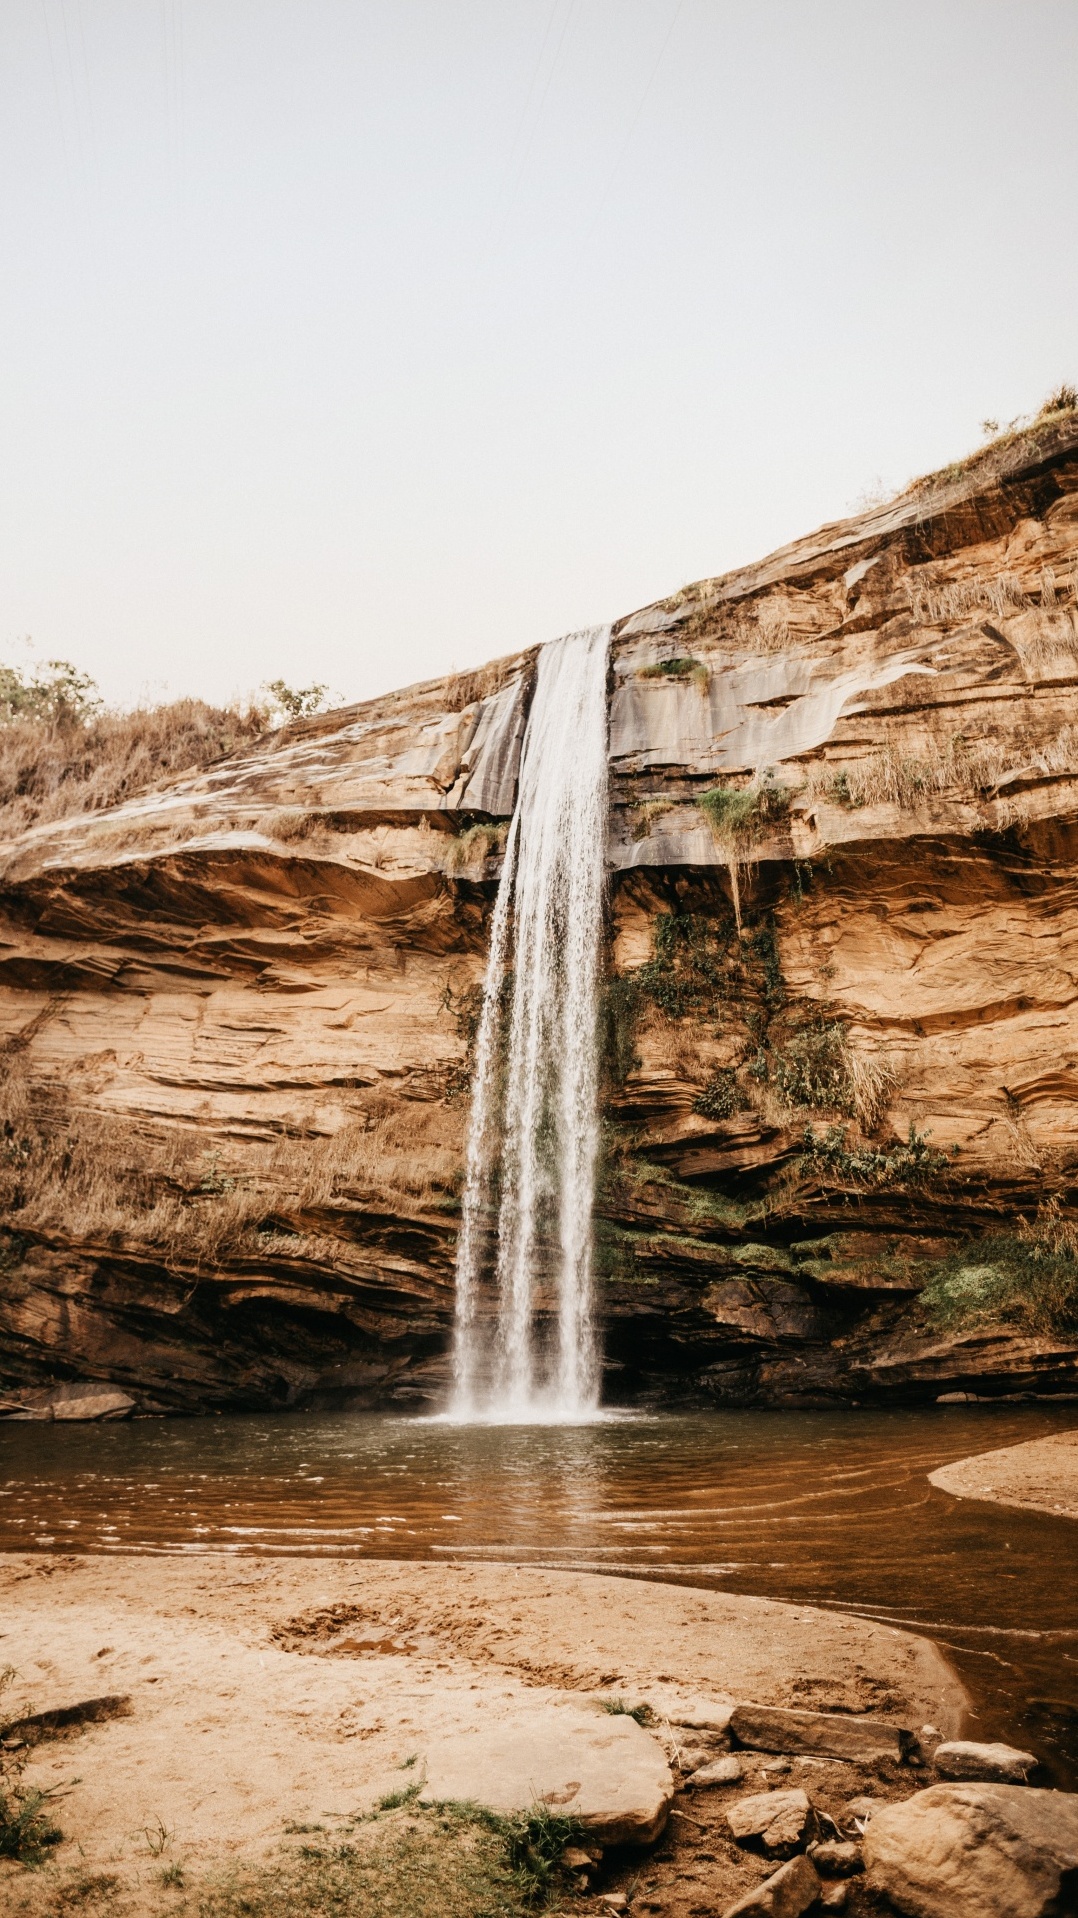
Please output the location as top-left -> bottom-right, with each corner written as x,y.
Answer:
539,1696 -> 1078,1917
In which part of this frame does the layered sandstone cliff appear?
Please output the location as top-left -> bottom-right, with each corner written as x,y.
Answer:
3,413 -> 1078,1413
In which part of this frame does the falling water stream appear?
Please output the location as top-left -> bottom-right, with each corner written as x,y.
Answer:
451,626 -> 610,1422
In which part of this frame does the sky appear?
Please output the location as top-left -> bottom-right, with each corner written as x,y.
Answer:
2,2 -> 1077,712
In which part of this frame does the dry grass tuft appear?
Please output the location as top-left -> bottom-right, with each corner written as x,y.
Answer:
0,699 -> 268,841
807,727 -> 1078,815
444,822 -> 508,872
441,654 -> 524,715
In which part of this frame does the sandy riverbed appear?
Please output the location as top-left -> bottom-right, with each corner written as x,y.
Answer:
0,1553 -> 964,1885
929,1426 -> 1078,1519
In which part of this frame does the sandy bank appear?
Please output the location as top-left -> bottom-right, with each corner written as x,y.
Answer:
929,1425 -> 1078,1519
0,1553 -> 963,1879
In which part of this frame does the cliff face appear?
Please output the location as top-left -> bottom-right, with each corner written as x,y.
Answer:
3,416 -> 1078,1414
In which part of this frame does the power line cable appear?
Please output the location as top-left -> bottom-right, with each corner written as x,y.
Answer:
576,0 -> 686,259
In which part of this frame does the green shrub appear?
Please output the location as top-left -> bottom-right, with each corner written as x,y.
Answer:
693,1067 -> 747,1119
774,1019 -> 855,1113
922,1204 -> 1078,1336
640,655 -> 709,689
798,1120 -> 954,1190
0,1781 -> 64,1863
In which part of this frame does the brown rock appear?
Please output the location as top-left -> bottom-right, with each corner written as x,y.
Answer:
808,1838 -> 862,1876
934,1739 -> 1038,1784
722,1854 -> 822,1917
418,1703 -> 674,1846
862,1782 -> 1078,1918
688,1754 -> 743,1786
727,1787 -> 812,1856
730,1702 -> 911,1764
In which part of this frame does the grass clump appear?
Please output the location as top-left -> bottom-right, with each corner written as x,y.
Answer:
698,777 -> 792,931
922,1201 -> 1078,1337
798,1120 -> 955,1192
600,1697 -> 653,1725
445,822 -> 508,872
773,1018 -> 856,1114
0,1782 -> 64,1865
640,655 -> 709,690
692,1067 -> 748,1120
191,1801 -> 576,1917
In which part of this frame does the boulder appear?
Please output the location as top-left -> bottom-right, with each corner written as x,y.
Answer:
2,1382 -> 136,1422
934,1739 -> 1038,1783
722,1853 -> 822,1917
417,1704 -> 673,1846
862,1782 -> 1078,1918
689,1755 -> 743,1787
727,1787 -> 812,1856
730,1701 -> 911,1764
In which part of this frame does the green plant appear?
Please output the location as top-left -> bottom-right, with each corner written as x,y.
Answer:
160,1860 -> 186,1887
0,1781 -> 64,1863
921,1200 -> 1078,1336
0,657 -> 100,727
798,1120 -> 955,1191
600,1697 -> 653,1725
142,1816 -> 174,1857
692,1067 -> 746,1119
445,822 -> 508,872
375,1783 -> 422,1812
639,655 -> 709,690
773,1018 -> 855,1113
698,776 -> 792,930
262,679 -> 329,721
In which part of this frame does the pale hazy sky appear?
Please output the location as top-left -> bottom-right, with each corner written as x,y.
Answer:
2,2 -> 1076,710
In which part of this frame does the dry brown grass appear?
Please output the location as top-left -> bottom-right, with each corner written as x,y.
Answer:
0,700 -> 268,841
441,653 -> 525,715
0,1054 -> 462,1269
807,727 -> 1078,814
444,822 -> 508,872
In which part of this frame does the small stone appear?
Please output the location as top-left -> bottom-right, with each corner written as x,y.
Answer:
762,1757 -> 792,1776
808,1839 -> 862,1877
819,1884 -> 847,1912
559,1845 -> 595,1871
728,1787 -> 812,1856
689,1754 -> 742,1787
934,1739 -> 1038,1784
599,1897 -> 628,1914
721,1853 -> 822,1917
843,1794 -> 885,1826
863,1782 -> 1078,1918
679,1743 -> 722,1773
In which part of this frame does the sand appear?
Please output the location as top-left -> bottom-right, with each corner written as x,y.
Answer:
929,1425 -> 1078,1520
0,1552 -> 964,1883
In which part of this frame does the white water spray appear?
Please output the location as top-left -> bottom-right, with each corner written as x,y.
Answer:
450,626 -> 610,1422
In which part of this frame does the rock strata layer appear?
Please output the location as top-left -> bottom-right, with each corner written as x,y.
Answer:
3,419 -> 1078,1408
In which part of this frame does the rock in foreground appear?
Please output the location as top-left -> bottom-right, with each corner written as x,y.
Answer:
730,1702 -> 911,1764
723,1854 -> 822,1917
933,1738 -> 1038,1783
417,1703 -> 674,1846
862,1782 -> 1078,1918
727,1787 -> 812,1856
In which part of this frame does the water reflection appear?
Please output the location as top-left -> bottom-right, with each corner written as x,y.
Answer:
1,1404 -> 1076,1778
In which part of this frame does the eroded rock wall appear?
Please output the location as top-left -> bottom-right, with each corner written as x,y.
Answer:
3,419 -> 1078,1412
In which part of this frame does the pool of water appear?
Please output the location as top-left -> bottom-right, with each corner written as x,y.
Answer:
2,1403 -> 1077,1781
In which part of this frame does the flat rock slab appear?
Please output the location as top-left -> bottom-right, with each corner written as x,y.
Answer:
863,1782 -> 1078,1918
418,1704 -> 674,1846
723,1854 -> 821,1917
727,1787 -> 811,1856
929,1428 -> 1078,1521
730,1702 -> 911,1764
934,1738 -> 1038,1783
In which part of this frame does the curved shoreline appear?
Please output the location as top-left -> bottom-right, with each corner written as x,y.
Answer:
929,1425 -> 1078,1519
0,1552 -> 964,1882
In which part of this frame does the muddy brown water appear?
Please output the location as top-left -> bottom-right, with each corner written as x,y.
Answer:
2,1404 -> 1077,1782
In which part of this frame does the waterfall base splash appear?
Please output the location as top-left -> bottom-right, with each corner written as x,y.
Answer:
450,627 -> 610,1424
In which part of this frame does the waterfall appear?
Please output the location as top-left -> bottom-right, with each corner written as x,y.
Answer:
450,626 -> 610,1422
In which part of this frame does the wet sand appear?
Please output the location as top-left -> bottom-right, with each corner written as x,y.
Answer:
0,1552 -> 963,1881
929,1425 -> 1078,1520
